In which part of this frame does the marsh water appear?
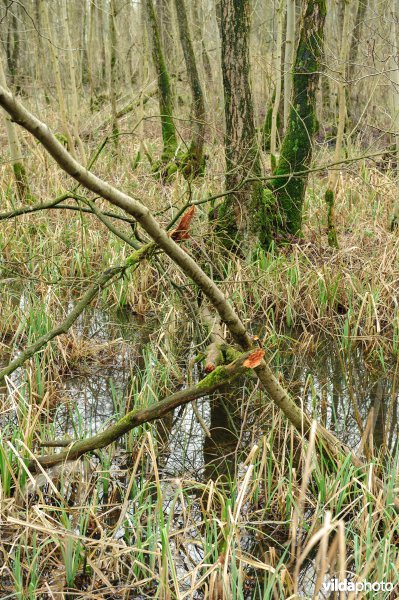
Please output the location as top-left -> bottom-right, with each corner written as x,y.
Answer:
42,307 -> 399,464
1,299 -> 398,598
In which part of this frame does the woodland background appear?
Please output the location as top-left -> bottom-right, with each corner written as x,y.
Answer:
0,1 -> 399,599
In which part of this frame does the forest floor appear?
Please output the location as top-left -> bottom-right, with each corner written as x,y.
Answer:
1,118 -> 399,598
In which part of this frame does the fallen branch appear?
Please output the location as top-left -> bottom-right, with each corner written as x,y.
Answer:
31,349 -> 265,469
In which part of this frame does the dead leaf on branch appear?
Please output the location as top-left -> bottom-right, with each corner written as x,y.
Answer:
171,205 -> 196,241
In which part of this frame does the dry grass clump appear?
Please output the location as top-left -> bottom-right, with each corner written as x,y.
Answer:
1,410 -> 398,598
56,332 -> 126,372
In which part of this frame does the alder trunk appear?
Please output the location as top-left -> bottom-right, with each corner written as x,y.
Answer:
145,0 -> 177,161
272,0 -> 327,237
174,0 -> 206,177
218,0 -> 270,250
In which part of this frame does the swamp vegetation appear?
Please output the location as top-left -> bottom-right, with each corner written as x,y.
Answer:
1,0 -> 399,598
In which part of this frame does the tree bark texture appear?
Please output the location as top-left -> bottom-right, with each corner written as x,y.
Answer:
218,0 -> 268,250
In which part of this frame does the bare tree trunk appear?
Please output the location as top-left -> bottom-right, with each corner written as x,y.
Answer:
109,0 -> 119,143
192,0 -> 213,84
389,0 -> 399,229
218,0 -> 268,250
79,1 -> 88,90
101,0 -> 110,90
271,0 -> 285,159
348,0 -> 368,82
156,0 -> 176,73
34,0 -> 48,102
62,0 -> 86,162
174,0 -> 206,176
4,1 -> 20,91
39,0 -> 76,157
347,0 -> 368,124
87,0 -> 97,109
324,0 -> 351,248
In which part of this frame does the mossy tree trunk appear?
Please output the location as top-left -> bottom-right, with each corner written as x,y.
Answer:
218,0 -> 269,250
272,0 -> 327,237
174,0 -> 206,177
145,0 -> 178,162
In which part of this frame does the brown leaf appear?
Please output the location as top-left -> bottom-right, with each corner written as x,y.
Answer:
204,363 -> 215,373
171,205 -> 196,241
243,349 -> 265,369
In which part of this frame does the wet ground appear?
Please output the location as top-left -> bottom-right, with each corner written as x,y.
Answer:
1,301 -> 398,598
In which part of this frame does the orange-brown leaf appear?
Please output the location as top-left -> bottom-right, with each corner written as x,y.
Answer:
171,206 -> 196,241
204,363 -> 215,374
243,349 -> 265,369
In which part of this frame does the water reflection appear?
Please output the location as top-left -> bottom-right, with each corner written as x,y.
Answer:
3,301 -> 399,598
275,334 -> 399,454
2,299 -> 399,468
54,306 -> 155,438
203,388 -> 242,481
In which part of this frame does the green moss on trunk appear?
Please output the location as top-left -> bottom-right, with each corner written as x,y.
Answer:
145,0 -> 177,159
13,161 -> 31,202
272,0 -> 327,237
174,0 -> 206,178
325,188 -> 339,248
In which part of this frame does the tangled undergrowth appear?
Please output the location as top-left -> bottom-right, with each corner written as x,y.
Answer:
1,116 -> 399,597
